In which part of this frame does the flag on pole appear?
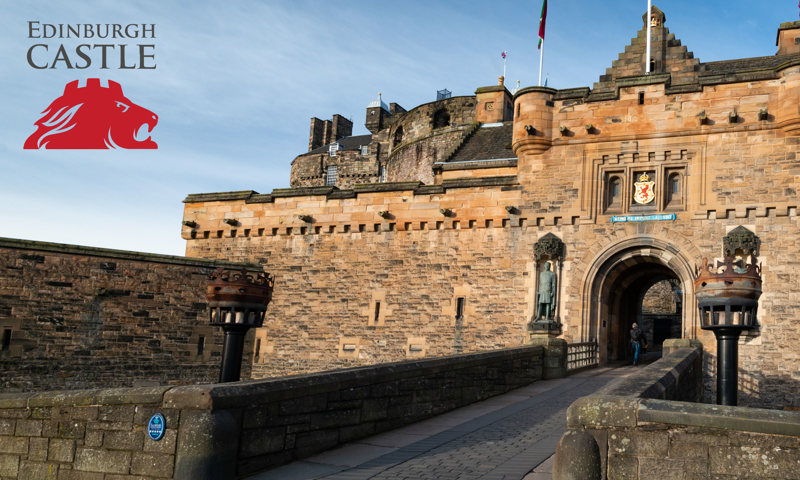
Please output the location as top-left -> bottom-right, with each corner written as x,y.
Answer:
538,0 -> 547,50
501,51 -> 507,59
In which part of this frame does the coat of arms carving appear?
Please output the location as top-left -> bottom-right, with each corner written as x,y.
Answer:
633,173 -> 655,204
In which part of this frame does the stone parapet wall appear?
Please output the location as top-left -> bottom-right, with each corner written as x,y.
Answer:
182,178 -> 522,242
0,385 -> 175,479
0,238 -> 258,392
514,66 -> 799,151
555,342 -> 800,479
0,346 -> 545,479
291,148 -> 381,189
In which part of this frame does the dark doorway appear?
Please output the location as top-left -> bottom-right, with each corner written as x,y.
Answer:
599,262 -> 682,362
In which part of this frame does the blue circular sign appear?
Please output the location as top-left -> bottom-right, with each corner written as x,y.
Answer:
147,413 -> 166,441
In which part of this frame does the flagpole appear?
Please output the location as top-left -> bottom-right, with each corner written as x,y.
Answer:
537,0 -> 547,86
646,0 -> 652,74
538,42 -> 544,86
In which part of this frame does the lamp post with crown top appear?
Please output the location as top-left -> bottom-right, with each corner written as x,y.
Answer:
695,256 -> 761,406
206,268 -> 274,383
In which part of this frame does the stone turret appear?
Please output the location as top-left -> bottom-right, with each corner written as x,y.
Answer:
475,76 -> 513,124
511,86 -> 556,156
777,21 -> 800,55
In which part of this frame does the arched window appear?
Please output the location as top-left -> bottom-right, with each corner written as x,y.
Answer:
432,109 -> 450,129
606,175 -> 622,211
393,127 -> 404,147
666,172 -> 681,207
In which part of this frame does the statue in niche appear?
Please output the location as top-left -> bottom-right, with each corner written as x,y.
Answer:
536,261 -> 557,321
650,13 -> 661,27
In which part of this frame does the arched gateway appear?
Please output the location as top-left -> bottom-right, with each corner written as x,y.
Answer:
581,237 -> 698,364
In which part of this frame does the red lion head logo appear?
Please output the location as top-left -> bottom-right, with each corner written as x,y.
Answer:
24,79 -> 158,149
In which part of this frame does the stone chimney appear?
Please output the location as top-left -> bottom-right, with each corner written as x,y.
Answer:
308,115 -> 353,151
330,115 -> 353,142
308,117 -> 327,151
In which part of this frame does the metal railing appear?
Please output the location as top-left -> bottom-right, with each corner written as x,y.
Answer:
567,341 -> 599,372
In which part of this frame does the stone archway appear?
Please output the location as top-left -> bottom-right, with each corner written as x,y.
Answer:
580,237 -> 698,364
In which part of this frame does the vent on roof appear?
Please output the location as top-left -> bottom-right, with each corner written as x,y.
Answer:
437,89 -> 451,100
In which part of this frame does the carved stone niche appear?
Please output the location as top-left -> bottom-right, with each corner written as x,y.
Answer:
531,233 -> 565,335
534,233 -> 565,265
643,5 -> 665,27
723,226 -> 760,259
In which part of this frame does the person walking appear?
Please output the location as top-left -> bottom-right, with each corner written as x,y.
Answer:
630,322 -> 647,366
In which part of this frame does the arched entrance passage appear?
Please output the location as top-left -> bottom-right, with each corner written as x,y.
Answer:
580,237 -> 697,364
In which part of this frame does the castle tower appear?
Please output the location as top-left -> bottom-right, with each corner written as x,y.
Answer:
365,93 -> 390,134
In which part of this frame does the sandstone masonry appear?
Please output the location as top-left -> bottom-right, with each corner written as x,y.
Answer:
183,11 -> 800,409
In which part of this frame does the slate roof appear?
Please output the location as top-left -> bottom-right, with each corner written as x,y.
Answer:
699,54 -> 799,76
446,123 -> 515,163
305,134 -> 373,155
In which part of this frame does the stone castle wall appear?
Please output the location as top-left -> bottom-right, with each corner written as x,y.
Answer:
183,59 -> 800,408
182,190 -> 800,408
0,238 -> 257,392
290,96 -> 479,189
182,181 -> 529,379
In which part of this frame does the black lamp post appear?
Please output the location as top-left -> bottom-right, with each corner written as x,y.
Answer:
695,257 -> 761,406
206,268 -> 274,383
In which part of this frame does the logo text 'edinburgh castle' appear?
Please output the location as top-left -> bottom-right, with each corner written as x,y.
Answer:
24,79 -> 158,150
24,22 -> 158,149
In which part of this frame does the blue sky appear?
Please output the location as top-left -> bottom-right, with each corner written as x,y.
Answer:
0,1 -> 796,255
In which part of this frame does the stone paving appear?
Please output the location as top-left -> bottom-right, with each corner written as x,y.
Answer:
248,366 -> 632,480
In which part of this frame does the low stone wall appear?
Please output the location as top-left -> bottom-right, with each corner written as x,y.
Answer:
594,339 -> 704,402
0,345 -> 544,479
559,397 -> 800,480
554,340 -> 800,480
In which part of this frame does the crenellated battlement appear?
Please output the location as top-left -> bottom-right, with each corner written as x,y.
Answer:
511,64 -> 800,158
